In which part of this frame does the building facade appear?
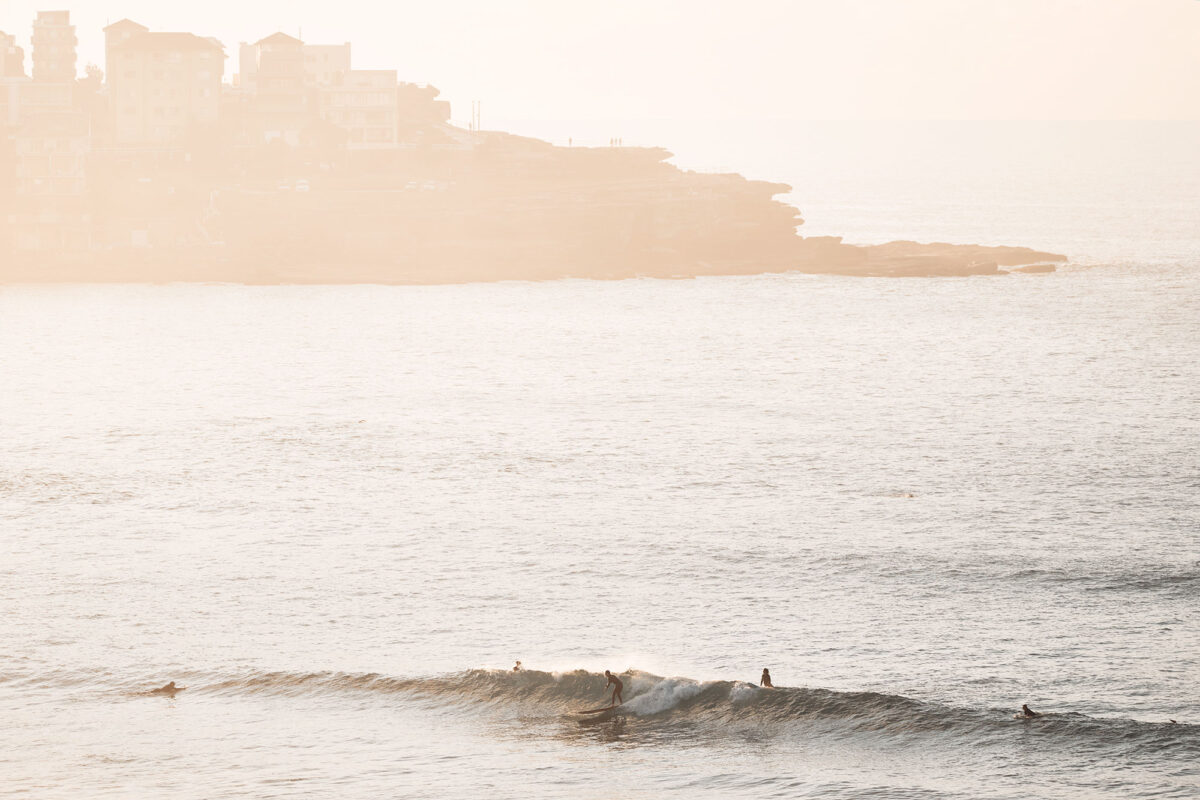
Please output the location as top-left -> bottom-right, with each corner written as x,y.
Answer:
0,32 -> 28,128
103,19 -> 149,79
243,32 -> 309,145
10,111 -> 90,251
31,11 -> 76,82
1,30 -> 25,78
303,43 -> 351,88
107,30 -> 224,145
320,70 -> 399,147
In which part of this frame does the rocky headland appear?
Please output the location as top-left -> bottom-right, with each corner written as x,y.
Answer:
2,128 -> 1066,284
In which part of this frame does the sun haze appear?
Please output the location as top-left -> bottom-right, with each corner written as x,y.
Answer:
3,0 -> 1197,121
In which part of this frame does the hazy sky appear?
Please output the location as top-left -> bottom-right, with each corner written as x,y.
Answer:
2,0 -> 1197,122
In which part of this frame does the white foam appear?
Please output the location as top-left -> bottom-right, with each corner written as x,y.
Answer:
623,677 -> 708,716
729,682 -> 759,704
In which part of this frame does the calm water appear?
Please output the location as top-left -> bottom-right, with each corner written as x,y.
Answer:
2,122 -> 1199,798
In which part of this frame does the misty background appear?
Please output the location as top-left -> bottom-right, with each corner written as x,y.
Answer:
4,0 -> 1197,126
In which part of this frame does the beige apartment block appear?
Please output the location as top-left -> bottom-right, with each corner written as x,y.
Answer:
31,11 -> 76,83
103,19 -> 149,78
10,111 -> 91,251
107,30 -> 224,145
243,32 -> 309,145
0,76 -> 28,127
303,43 -> 351,87
240,40 -> 350,91
320,70 -> 399,147
15,111 -> 88,195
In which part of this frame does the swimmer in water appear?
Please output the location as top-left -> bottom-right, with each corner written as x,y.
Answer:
513,661 -> 522,672
760,668 -> 774,688
149,681 -> 186,696
604,670 -> 624,707
1021,704 -> 1039,718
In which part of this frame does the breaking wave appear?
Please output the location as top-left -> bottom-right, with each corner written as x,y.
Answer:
6,666 -> 1194,758
28,666 -> 1174,757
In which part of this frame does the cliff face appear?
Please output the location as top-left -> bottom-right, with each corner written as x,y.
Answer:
1,127 -> 1065,283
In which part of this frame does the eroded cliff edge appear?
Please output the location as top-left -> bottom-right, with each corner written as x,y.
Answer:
2,128 -> 1066,283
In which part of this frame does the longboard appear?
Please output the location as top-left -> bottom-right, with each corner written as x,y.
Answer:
576,706 -> 616,714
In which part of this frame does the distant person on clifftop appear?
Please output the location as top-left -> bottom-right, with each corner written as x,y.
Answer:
760,668 -> 774,688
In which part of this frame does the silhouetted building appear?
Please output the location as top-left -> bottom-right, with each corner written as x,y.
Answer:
15,12 -> 75,121
239,39 -> 350,91
397,83 -> 452,126
0,31 -> 29,128
15,111 -> 87,195
103,19 -> 149,79
1,31 -> 26,78
320,70 -> 399,147
303,43 -> 351,87
31,11 -> 76,83
10,110 -> 90,250
242,32 -> 310,145
106,29 -> 224,144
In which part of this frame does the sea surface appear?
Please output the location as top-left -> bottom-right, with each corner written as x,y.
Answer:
2,121 -> 1199,798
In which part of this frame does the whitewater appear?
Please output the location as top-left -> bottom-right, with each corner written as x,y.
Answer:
2,121 -> 1199,798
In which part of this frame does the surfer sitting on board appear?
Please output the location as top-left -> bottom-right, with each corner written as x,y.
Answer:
604,670 -> 624,707
1021,704 -> 1039,718
760,668 -> 774,688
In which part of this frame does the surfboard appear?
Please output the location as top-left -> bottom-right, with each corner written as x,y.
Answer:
576,706 -> 615,714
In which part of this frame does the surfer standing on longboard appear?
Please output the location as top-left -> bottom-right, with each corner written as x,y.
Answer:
604,670 -> 624,707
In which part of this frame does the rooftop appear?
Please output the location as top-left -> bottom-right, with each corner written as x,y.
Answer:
255,32 -> 304,47
112,32 -> 225,54
103,19 -> 150,34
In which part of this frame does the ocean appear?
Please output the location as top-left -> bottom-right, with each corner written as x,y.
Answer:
2,121 -> 1198,798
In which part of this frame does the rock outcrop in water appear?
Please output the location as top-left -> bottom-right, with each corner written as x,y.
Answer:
1,128 -> 1065,284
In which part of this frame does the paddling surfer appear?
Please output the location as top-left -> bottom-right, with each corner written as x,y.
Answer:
604,670 -> 624,707
760,668 -> 774,688
149,681 -> 185,696
1021,704 -> 1039,718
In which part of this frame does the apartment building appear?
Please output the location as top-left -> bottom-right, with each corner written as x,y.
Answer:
10,110 -> 90,251
241,32 -> 310,144
31,11 -> 75,82
303,43 -> 350,87
106,29 -> 224,145
320,70 -> 399,147
0,31 -> 28,127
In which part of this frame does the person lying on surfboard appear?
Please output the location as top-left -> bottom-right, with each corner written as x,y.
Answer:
604,670 -> 624,707
760,668 -> 774,688
149,681 -> 185,696
1021,704 -> 1039,718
